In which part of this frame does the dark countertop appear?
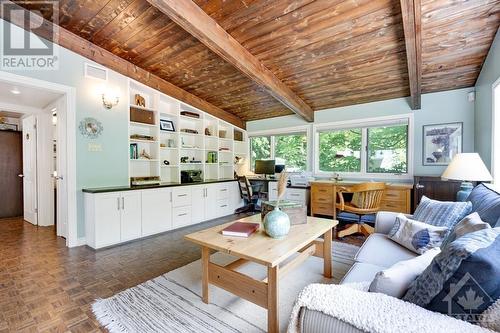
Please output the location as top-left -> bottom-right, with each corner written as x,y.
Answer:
82,178 -> 237,194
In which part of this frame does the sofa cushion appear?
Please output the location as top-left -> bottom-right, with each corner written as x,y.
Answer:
388,214 -> 448,254
467,183 -> 500,227
369,247 -> 441,298
441,212 -> 491,248
340,262 -> 386,284
300,308 -> 365,333
355,233 -> 417,267
413,196 -> 472,231
403,228 -> 500,324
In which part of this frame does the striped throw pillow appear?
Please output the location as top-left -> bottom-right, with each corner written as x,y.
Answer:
413,196 -> 472,231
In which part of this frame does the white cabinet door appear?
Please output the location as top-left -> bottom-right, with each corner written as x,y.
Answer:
191,185 -> 205,224
172,187 -> 191,207
204,184 -> 218,220
94,193 -> 121,248
231,181 -> 244,211
286,188 -> 306,204
141,189 -> 172,236
268,181 -> 278,201
120,191 -> 142,242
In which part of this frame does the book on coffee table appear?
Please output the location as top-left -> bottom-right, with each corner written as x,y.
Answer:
221,222 -> 260,237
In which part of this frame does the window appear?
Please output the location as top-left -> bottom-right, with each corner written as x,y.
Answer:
315,117 -> 411,177
274,133 -> 307,172
318,129 -> 362,172
250,136 -> 271,171
367,125 -> 408,173
250,132 -> 308,172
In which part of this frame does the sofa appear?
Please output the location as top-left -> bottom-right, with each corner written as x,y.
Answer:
297,184 -> 500,333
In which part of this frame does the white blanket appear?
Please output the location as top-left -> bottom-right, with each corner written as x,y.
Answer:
287,283 -> 496,333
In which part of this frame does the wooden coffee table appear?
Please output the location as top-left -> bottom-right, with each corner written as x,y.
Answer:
184,214 -> 338,333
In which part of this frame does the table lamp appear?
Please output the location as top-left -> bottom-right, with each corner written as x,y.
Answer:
441,153 -> 493,201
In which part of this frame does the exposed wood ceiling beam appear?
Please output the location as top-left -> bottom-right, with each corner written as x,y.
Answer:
1,1 -> 246,129
400,0 -> 422,110
146,0 -> 315,122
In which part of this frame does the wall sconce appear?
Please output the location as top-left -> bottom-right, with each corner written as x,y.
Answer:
98,84 -> 120,110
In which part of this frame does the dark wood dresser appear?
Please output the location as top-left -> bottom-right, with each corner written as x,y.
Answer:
413,176 -> 475,211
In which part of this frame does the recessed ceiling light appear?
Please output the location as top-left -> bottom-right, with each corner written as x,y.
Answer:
10,88 -> 21,95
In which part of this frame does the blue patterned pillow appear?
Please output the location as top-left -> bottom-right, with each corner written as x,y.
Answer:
414,196 -> 472,231
467,184 -> 500,227
388,214 -> 448,254
403,228 -> 500,324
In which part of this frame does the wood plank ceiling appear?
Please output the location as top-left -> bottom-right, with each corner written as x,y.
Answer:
13,0 -> 500,122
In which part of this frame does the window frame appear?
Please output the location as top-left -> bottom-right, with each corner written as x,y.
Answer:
248,125 -> 311,173
313,114 -> 414,180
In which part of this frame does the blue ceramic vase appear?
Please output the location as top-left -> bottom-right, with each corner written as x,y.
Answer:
263,206 -> 290,239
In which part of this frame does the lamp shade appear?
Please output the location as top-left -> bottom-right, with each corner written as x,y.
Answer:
441,153 -> 492,182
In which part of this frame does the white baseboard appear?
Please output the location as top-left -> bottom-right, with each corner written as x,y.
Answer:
76,237 -> 87,246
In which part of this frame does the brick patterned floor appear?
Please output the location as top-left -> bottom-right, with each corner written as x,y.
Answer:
0,214 -> 364,332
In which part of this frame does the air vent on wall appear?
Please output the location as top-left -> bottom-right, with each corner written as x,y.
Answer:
84,63 -> 108,81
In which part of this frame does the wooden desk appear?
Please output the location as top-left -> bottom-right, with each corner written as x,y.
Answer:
184,214 -> 337,333
310,180 -> 413,219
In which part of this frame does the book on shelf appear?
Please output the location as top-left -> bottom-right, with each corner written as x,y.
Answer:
221,222 -> 260,237
130,143 -> 138,159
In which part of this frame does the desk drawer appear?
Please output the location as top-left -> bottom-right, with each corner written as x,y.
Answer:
313,203 -> 334,216
286,189 -> 306,203
383,189 -> 406,202
312,185 -> 333,204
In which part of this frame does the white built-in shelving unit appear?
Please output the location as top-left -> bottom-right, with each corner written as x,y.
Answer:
128,79 -> 248,184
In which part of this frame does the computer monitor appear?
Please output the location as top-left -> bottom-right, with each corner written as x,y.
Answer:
275,164 -> 285,174
255,159 -> 275,176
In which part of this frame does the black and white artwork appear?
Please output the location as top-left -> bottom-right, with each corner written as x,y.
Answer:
160,119 -> 175,132
423,122 -> 462,165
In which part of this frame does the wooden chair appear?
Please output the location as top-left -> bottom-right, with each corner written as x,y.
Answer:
336,182 -> 386,237
235,176 -> 263,214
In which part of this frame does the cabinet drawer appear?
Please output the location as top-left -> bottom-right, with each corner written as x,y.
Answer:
217,184 -> 231,199
268,182 -> 278,201
172,206 -> 191,228
380,201 -> 408,213
312,185 -> 333,203
216,199 -> 232,216
313,203 -> 334,216
383,189 -> 406,202
172,187 -> 191,207
286,189 -> 306,203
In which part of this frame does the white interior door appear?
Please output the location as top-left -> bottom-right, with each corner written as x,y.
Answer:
22,115 -> 38,225
54,96 -> 68,238
36,110 -> 55,227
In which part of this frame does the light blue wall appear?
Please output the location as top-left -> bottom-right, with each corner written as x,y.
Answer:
1,19 -> 130,237
474,28 -> 500,170
247,88 -> 476,176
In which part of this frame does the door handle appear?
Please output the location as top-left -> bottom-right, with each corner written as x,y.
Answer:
18,174 -> 24,178
117,197 -> 120,210
416,184 -> 425,189
54,175 -> 64,180
121,197 -> 125,210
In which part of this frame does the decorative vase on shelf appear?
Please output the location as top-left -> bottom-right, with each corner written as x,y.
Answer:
263,172 -> 291,239
263,206 -> 290,239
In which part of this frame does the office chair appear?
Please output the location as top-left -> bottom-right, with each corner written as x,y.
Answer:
336,182 -> 386,237
235,176 -> 263,214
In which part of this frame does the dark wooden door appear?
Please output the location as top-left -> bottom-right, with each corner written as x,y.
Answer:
0,131 -> 23,218
413,176 -> 472,210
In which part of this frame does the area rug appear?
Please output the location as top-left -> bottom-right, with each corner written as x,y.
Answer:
93,241 -> 359,333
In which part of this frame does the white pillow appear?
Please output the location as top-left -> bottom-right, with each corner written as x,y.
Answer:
441,212 -> 491,248
369,247 -> 441,298
388,214 -> 448,254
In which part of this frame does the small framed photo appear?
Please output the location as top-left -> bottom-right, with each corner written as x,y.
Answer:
0,123 -> 17,131
423,122 -> 463,165
160,119 -> 175,132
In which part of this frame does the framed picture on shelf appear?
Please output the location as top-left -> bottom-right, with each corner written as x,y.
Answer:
160,119 -> 175,132
423,122 -> 462,165
0,123 -> 18,131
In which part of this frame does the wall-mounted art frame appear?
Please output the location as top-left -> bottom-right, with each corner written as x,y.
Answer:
423,122 -> 463,166
160,119 -> 175,132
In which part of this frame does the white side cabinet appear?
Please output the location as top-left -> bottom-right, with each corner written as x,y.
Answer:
141,188 -> 172,237
267,181 -> 309,206
85,191 -> 142,249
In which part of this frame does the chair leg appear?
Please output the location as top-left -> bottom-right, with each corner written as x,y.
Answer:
360,223 -> 374,236
338,224 -> 362,238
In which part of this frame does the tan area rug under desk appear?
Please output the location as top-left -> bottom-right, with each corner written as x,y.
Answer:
92,241 -> 359,333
